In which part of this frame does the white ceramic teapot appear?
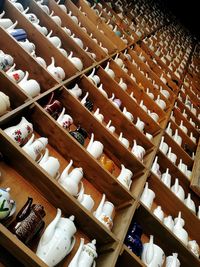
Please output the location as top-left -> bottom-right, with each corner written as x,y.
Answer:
69,238 -> 97,267
56,107 -> 73,129
71,34 -> 84,49
131,140 -> 145,161
58,160 -> 83,196
184,193 -> 196,213
104,62 -> 115,79
68,52 -> 83,71
93,108 -> 104,123
68,83 -> 82,98
47,30 -> 62,48
22,134 -> 48,161
161,168 -> 171,188
117,164 -> 133,190
39,148 -> 60,178
173,129 -> 182,146
188,240 -> 199,258
88,68 -> 100,85
151,156 -> 161,177
37,0 -> 50,14
173,212 -> 188,245
163,215 -> 174,231
118,133 -> 129,148
47,57 -> 66,81
0,92 -> 10,116
123,107 -> 134,122
114,53 -> 123,67
167,147 -> 177,164
153,206 -> 164,221
49,11 -> 62,26
6,64 -> 25,83
106,120 -> 115,133
118,78 -> 127,90
0,188 -> 16,220
159,136 -> 169,155
0,12 -> 13,29
141,235 -> 165,267
93,194 -> 114,230
4,117 -> 33,145
166,253 -> 180,267
155,95 -> 166,110
171,179 -> 185,201
36,208 -> 76,267
135,117 -> 145,132
9,0 -> 24,11
77,184 -> 94,211
18,39 -> 35,54
140,182 -> 155,209
86,133 -> 104,159
97,84 -> 108,98
18,71 -> 41,97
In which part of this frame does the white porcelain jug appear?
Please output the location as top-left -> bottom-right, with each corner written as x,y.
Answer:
153,206 -> 164,221
117,164 -> 133,190
118,133 -> 129,148
131,140 -> 145,161
151,156 -> 161,177
106,120 -> 115,133
167,147 -> 177,164
97,84 -> 108,98
68,84 -> 82,98
104,62 -> 115,79
171,179 -> 185,201
18,71 -> 41,97
47,30 -> 62,48
123,107 -> 134,122
135,117 -> 145,132
140,182 -> 155,209
93,194 -> 114,230
184,193 -> 196,213
141,235 -> 165,267
6,63 -> 25,83
47,57 -> 65,81
118,78 -> 127,90
88,68 -> 100,85
188,240 -> 199,258
93,108 -> 104,123
86,133 -> 104,159
0,92 -> 10,116
161,168 -> 171,188
173,212 -> 188,245
39,148 -> 60,178
173,129 -> 182,146
68,238 -> 97,267
163,215 -> 174,231
166,253 -> 180,267
77,184 -> 94,211
159,136 -> 169,155
58,160 -> 83,196
22,134 -> 48,161
68,52 -> 83,71
36,209 -> 76,266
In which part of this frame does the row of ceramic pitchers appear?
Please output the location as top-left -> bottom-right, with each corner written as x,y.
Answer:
140,184 -> 200,257
0,188 -> 98,267
37,208 -> 98,267
5,2 -> 85,71
0,48 -> 41,97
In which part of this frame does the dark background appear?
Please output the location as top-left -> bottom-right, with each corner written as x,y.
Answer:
158,0 -> 200,39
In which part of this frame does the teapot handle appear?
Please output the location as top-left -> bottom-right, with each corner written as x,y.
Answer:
66,236 -> 76,255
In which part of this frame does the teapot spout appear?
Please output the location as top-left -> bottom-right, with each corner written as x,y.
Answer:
87,133 -> 94,151
39,208 -> 62,246
68,238 -> 85,267
94,193 -> 106,219
60,160 -> 73,181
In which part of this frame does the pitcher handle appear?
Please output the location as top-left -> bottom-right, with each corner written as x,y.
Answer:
66,236 -> 76,255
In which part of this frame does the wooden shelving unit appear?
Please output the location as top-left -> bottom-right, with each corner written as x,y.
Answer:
0,0 -> 199,266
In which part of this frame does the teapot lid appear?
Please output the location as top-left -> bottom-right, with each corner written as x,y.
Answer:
84,239 -> 98,257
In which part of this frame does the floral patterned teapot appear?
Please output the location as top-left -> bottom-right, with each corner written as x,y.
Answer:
69,238 -> 97,267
